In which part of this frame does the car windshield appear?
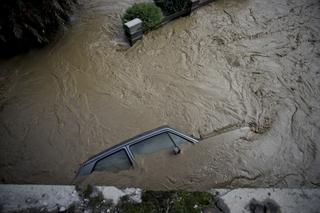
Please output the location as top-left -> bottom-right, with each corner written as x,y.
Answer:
168,133 -> 189,145
130,133 -> 175,156
93,149 -> 132,173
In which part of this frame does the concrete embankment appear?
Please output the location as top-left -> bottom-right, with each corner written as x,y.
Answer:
0,185 -> 319,212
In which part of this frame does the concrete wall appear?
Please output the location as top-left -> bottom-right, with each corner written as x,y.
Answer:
0,185 -> 319,212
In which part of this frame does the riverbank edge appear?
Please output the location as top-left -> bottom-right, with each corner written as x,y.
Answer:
0,184 -> 319,212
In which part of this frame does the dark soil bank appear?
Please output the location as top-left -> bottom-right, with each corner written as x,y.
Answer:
0,0 -> 77,57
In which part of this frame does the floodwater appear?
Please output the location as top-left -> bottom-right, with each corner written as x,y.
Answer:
0,0 -> 320,188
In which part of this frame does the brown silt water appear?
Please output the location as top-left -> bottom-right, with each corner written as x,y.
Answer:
0,0 -> 320,188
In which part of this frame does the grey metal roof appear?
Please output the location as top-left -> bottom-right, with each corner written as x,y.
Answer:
75,126 -> 198,177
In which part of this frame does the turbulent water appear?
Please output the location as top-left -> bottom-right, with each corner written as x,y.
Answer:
0,0 -> 320,188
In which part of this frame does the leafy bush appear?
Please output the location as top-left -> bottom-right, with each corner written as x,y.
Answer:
154,0 -> 190,15
122,3 -> 163,32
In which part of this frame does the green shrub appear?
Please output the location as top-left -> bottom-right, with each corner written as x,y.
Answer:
122,3 -> 163,32
117,191 -> 215,213
154,0 -> 190,15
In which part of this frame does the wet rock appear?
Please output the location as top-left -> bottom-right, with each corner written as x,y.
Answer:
203,206 -> 224,213
246,199 -> 281,213
25,197 -> 38,205
47,205 -> 59,212
59,206 -> 66,212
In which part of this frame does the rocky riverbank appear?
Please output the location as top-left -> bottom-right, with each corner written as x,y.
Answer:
1,185 -> 319,213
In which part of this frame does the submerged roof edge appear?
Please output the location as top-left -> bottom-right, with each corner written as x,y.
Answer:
79,126 -> 198,167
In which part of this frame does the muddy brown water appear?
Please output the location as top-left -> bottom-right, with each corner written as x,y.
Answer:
0,0 -> 320,188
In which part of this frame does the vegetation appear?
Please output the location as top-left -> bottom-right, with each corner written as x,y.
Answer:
0,0 -> 77,57
79,185 -> 112,211
154,0 -> 191,15
122,3 -> 163,32
117,190 -> 215,213
77,186 -> 221,212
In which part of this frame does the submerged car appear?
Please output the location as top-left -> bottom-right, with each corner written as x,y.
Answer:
75,125 -> 254,190
75,126 -> 199,177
